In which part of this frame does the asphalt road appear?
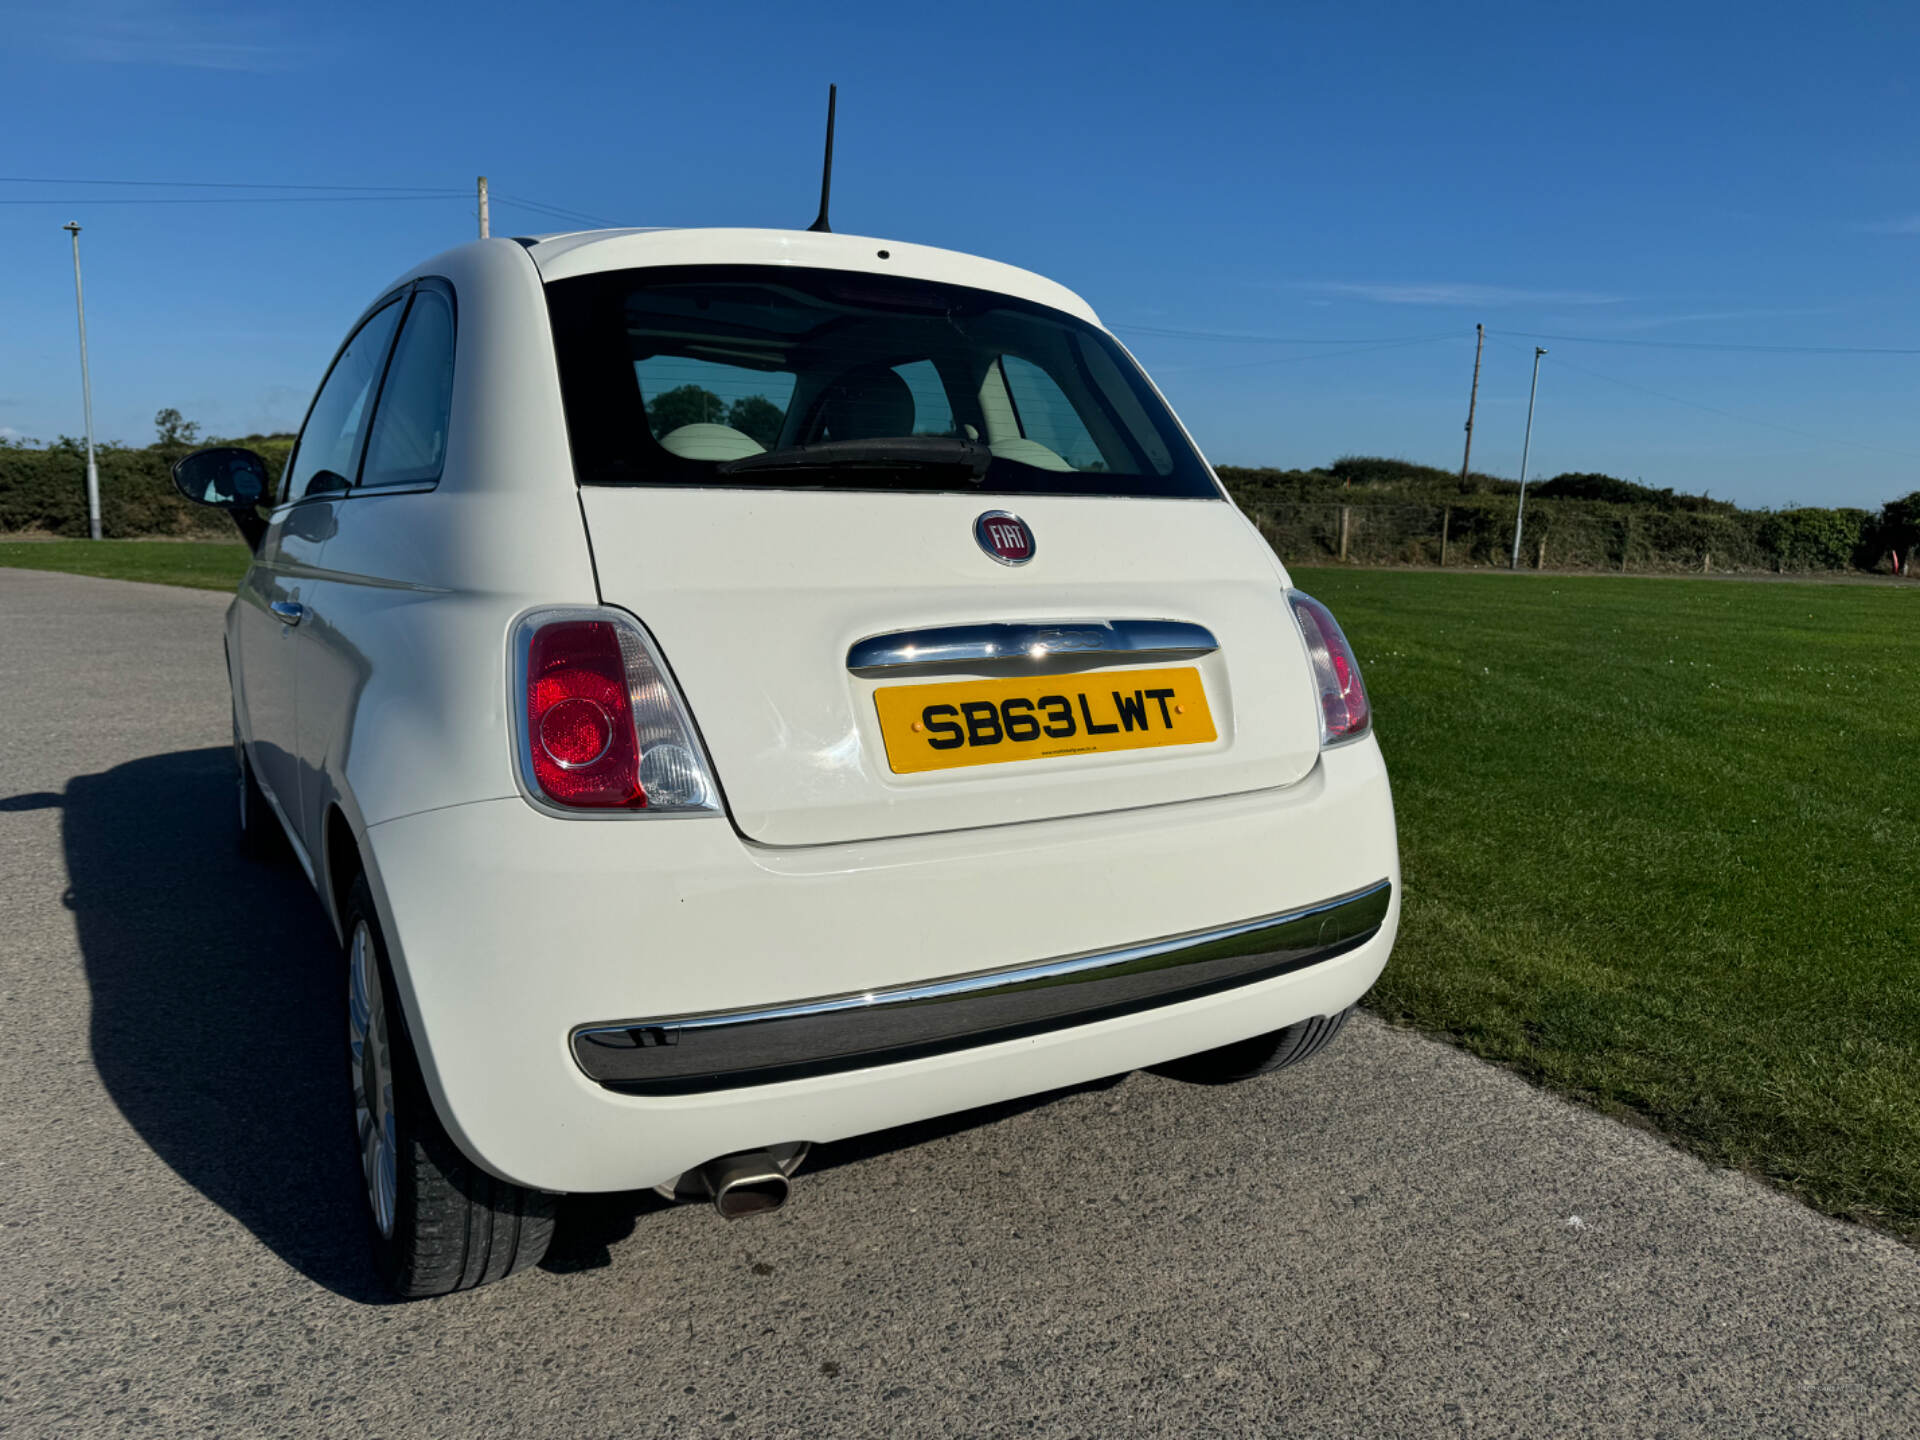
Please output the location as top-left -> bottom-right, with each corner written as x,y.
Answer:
2,565 -> 1916,1439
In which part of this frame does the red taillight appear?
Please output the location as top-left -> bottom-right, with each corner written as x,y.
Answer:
513,607 -> 720,816
525,621 -> 645,808
1288,592 -> 1371,743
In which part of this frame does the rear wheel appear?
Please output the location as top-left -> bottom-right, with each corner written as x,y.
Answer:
344,876 -> 554,1297
1151,1008 -> 1355,1085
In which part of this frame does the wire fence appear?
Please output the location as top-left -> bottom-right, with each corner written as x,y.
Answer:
1246,499 -> 1821,574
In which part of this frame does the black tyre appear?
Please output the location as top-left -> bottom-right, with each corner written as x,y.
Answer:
1151,1007 -> 1355,1085
344,875 -> 553,1297
233,727 -> 285,862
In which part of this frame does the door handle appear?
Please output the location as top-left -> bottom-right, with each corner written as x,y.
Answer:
269,600 -> 305,626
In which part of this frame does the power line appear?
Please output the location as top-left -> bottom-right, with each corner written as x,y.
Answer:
489,191 -> 618,229
1117,323 -> 1460,345
1485,335 -> 1920,463
0,175 -> 466,193
1490,327 -> 1920,357
1157,334 -> 1460,376
0,176 -> 613,227
0,194 -> 462,206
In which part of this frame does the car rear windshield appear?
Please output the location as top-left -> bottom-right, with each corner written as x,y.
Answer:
544,265 -> 1219,498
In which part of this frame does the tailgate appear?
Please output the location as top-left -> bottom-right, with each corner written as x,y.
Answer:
582,486 -> 1321,846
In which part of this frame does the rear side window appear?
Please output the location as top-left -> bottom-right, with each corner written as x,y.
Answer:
1001,356 -> 1105,471
361,289 -> 455,489
284,300 -> 404,502
545,265 -> 1218,498
634,355 -> 795,454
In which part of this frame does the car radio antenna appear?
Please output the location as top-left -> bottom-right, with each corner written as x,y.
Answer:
806,84 -> 837,233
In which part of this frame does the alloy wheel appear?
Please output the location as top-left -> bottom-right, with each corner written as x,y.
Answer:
348,920 -> 398,1239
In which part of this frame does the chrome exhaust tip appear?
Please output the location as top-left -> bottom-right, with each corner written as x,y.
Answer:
653,1141 -> 809,1215
699,1151 -> 791,1220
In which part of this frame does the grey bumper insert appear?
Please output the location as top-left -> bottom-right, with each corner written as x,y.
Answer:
571,880 -> 1391,1095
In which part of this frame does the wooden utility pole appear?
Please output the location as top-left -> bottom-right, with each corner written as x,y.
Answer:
477,176 -> 490,239
1459,323 -> 1485,485
1509,347 -> 1547,570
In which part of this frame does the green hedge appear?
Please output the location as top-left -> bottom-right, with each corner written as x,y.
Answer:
1219,460 -> 1892,575
1,437 -> 1906,576
0,436 -> 291,539
1239,497 -> 1802,573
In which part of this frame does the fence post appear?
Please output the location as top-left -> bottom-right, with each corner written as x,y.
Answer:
1536,534 -> 1547,571
1440,507 -> 1451,568
1621,515 -> 1630,573
1338,506 -> 1351,562
1703,550 -> 1711,574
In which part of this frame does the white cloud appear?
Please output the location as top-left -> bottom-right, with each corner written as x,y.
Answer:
1301,281 -> 1624,307
1603,307 -> 1837,331
17,1 -> 295,71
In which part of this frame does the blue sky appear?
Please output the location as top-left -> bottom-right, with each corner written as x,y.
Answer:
2,0 -> 1915,508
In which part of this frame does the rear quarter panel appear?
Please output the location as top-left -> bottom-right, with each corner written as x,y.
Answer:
305,240 -> 598,866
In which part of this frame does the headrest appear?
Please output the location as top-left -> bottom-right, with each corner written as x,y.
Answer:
818,366 -> 916,442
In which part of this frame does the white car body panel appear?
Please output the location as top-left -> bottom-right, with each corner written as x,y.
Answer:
365,739 -> 1398,1193
230,507 -> 330,850
582,485 -> 1325,846
524,227 -> 1103,326
220,227 -> 1401,1196
259,241 -> 598,849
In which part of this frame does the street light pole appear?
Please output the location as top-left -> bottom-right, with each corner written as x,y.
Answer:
1509,346 -> 1546,571
63,222 -> 102,541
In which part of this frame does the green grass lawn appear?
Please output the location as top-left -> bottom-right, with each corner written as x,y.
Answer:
7,539 -> 1916,1236
1297,567 -> 1920,1239
0,538 -> 249,591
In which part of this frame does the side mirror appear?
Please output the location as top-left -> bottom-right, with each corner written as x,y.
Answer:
171,446 -> 271,509
172,446 -> 272,553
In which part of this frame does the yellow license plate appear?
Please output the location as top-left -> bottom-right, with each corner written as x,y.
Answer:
873,666 -> 1217,774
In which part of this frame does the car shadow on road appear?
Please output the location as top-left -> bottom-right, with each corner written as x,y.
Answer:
543,1075 -> 1126,1274
63,746 -> 391,1303
64,748 -> 1136,1294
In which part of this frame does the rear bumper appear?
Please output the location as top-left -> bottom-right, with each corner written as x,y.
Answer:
573,879 -> 1391,1093
361,735 -> 1399,1193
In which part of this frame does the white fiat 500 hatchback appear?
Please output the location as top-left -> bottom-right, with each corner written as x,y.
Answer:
175,226 -> 1398,1297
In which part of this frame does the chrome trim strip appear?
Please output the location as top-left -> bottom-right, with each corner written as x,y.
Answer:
572,879 -> 1391,1094
847,619 -> 1218,677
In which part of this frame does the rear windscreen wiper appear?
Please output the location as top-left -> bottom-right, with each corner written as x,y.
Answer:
716,436 -> 992,482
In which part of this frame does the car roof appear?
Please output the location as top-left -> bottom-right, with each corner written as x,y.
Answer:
511,227 -> 1103,328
